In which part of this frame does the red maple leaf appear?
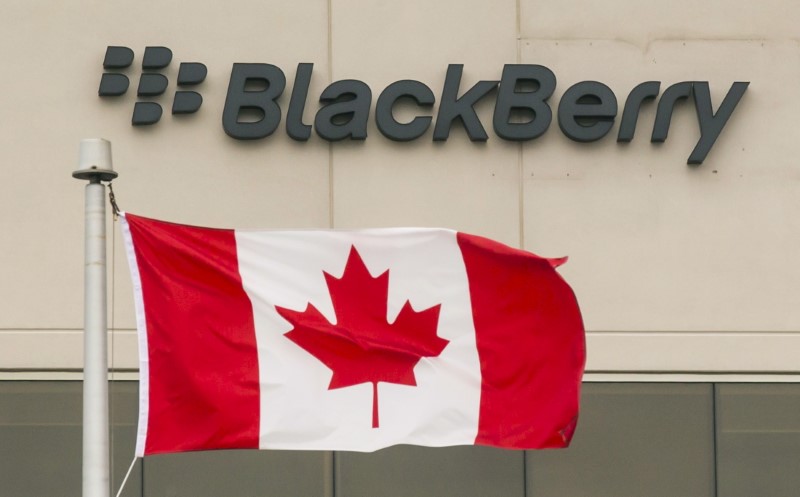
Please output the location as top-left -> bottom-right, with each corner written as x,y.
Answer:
277,245 -> 449,428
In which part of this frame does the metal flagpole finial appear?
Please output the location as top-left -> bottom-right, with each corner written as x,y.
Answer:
73,138 -> 118,183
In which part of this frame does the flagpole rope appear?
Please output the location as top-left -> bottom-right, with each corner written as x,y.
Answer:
107,184 -> 140,497
109,182 -> 117,494
114,457 -> 138,497
108,182 -> 121,220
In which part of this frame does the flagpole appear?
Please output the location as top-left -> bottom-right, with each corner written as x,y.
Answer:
73,138 -> 118,497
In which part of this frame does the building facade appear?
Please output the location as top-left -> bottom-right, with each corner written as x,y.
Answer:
1,1 -> 798,496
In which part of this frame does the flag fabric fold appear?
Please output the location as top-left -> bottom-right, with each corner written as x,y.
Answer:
121,212 -> 585,456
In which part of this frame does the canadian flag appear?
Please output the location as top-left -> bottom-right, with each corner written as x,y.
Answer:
121,213 -> 585,456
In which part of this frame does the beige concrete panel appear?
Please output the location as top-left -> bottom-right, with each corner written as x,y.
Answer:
331,141 -> 521,246
0,330 -> 138,370
521,0 -> 800,45
586,332 -> 800,373
331,0 -> 518,75
0,1 -> 330,329
6,328 -> 798,373
329,0 -> 521,245
521,40 -> 800,332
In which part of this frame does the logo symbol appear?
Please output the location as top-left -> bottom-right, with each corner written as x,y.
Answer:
98,46 -> 207,125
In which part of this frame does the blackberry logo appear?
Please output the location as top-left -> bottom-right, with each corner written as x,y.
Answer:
95,48 -> 747,164
98,46 -> 207,125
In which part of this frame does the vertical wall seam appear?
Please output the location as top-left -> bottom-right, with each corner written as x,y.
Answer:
326,3 -> 336,489
328,0 -> 335,229
329,146 -> 334,229
518,102 -> 525,248
516,1 -> 525,250
323,450 -> 335,497
522,450 -> 529,497
712,383 -> 719,497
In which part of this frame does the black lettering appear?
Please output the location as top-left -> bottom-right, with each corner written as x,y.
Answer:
651,82 -> 693,143
375,80 -> 435,141
286,63 -> 314,141
688,81 -> 748,165
222,63 -> 286,140
314,80 -> 372,141
493,64 -> 556,141
617,81 -> 660,142
433,64 -> 498,141
558,81 -> 617,142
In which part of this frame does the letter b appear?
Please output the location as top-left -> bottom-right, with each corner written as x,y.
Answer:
493,64 -> 556,141
223,63 -> 286,140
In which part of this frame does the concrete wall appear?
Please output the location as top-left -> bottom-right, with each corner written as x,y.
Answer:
1,0 -> 799,374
